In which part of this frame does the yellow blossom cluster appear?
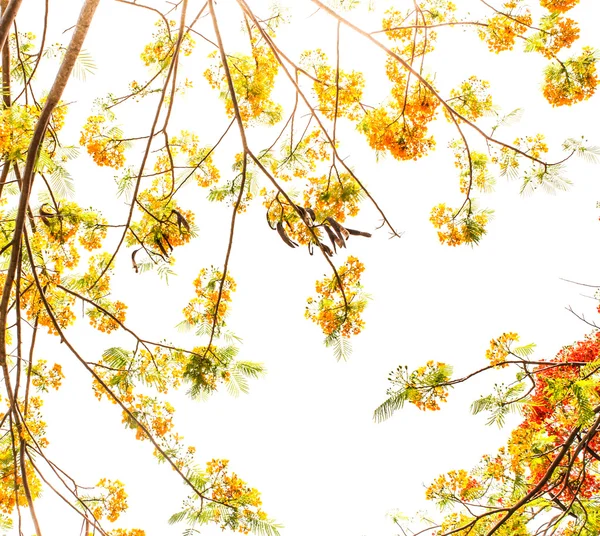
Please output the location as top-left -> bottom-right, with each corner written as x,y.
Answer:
127,180 -> 195,260
140,19 -> 195,69
407,360 -> 451,411
303,172 -> 362,224
205,459 -> 268,534
117,393 -> 176,441
382,2 -> 456,57
92,479 -> 129,522
479,2 -> 532,53
135,347 -> 186,393
269,129 -> 330,183
429,203 -> 490,247
426,469 -> 482,502
301,49 -> 365,121
204,41 -> 282,126
31,360 -> 65,391
88,300 -> 128,334
38,201 -> 107,251
183,268 -> 237,331
80,115 -> 126,169
451,143 -> 493,195
305,256 -> 367,338
183,346 -> 234,393
506,422 -> 540,475
0,104 -> 37,161
0,443 -> 42,515
447,77 -> 494,121
485,332 -> 519,367
107,530 -> 146,536
153,130 -> 220,189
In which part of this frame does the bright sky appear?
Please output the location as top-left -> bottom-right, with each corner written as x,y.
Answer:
12,1 -> 600,535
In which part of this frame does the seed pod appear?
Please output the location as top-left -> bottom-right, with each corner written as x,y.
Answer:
276,221 -> 299,248
345,227 -> 372,238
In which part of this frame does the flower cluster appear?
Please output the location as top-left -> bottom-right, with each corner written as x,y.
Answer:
430,203 -> 491,247
359,59 -> 439,161
306,256 -> 367,339
479,2 -> 532,53
543,47 -> 598,106
140,19 -> 195,69
80,115 -> 126,169
540,0 -> 579,12
31,360 -> 65,391
183,268 -> 237,333
451,143 -> 493,195
426,469 -> 483,503
167,130 -> 220,188
485,332 -> 519,367
536,15 -> 580,59
204,459 -> 268,534
204,39 -> 282,126
304,172 -> 362,223
87,300 -> 127,334
127,180 -> 195,260
301,49 -> 365,121
447,77 -> 494,121
91,479 -> 129,522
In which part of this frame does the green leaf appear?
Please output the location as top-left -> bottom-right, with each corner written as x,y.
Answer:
324,330 -> 352,361
101,347 -> 131,369
373,390 -> 408,423
72,49 -> 97,81
513,343 -> 536,359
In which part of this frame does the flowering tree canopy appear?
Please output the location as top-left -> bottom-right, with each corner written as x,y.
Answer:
0,0 -> 598,534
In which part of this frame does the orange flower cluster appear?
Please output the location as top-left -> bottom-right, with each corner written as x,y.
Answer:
540,0 -> 579,12
301,49 -> 365,121
80,115 -> 126,169
426,469 -> 482,502
204,40 -> 282,126
19,271 -> 77,335
183,268 -> 237,331
0,455 -> 42,515
537,16 -> 579,59
479,2 -> 532,53
543,47 -> 598,106
31,360 -> 65,391
359,61 -> 438,161
305,256 -> 367,339
93,479 -> 129,522
485,332 -> 519,367
118,392 -> 176,442
88,300 -> 127,334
